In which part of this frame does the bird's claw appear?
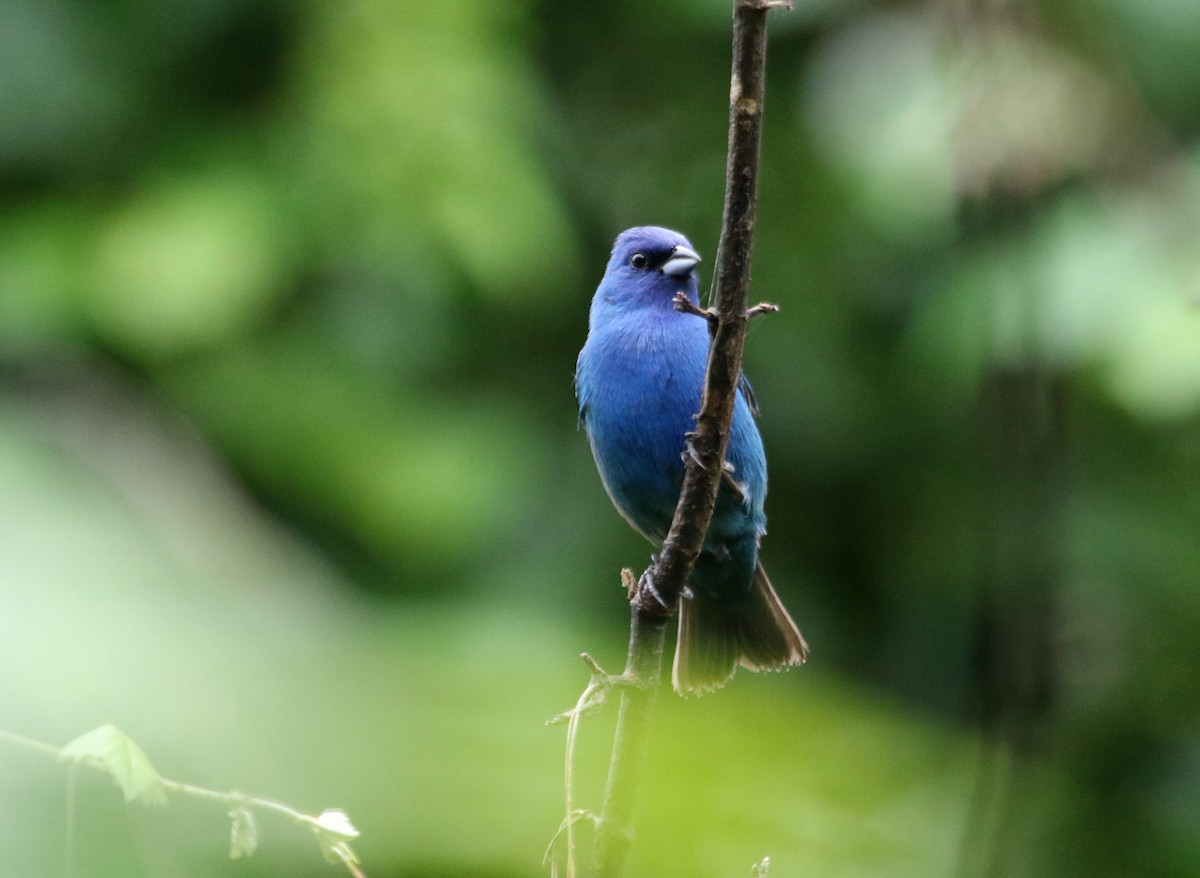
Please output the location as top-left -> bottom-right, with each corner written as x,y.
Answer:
681,432 -> 706,469
637,568 -> 672,611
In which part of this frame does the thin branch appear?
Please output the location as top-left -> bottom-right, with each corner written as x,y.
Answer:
635,0 -> 778,619
674,292 -> 779,327
585,2 -> 786,876
0,727 -> 366,877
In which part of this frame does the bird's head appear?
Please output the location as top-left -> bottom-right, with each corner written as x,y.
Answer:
599,226 -> 702,309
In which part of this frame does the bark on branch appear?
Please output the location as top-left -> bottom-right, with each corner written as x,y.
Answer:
585,3 -> 787,876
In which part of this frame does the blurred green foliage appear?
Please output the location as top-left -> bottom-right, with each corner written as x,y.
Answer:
2,1 -> 1199,876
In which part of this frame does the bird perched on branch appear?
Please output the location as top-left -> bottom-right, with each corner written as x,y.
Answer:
575,226 -> 808,695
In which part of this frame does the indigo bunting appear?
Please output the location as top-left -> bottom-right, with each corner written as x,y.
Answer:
575,226 -> 808,694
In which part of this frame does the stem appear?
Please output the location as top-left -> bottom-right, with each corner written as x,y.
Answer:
158,776 -> 314,826
0,729 -> 61,757
65,767 -> 76,878
587,609 -> 668,878
587,2 -> 785,876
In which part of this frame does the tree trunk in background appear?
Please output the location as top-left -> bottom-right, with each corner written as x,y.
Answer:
944,1 -> 1069,869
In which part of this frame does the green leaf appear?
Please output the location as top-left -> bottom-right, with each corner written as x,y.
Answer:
228,806 -> 258,859
58,724 -> 167,806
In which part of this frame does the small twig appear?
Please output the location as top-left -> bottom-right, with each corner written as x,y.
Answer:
547,654 -> 643,727
672,292 -> 719,334
675,294 -> 776,335
671,291 -> 711,319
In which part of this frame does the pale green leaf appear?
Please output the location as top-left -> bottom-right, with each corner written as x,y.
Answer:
312,808 -> 359,840
228,806 -> 258,859
311,810 -> 361,868
58,724 -> 167,806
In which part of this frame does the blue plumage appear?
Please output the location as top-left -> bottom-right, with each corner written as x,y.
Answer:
576,226 -> 807,694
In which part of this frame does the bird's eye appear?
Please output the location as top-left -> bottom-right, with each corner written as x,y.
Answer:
629,253 -> 649,270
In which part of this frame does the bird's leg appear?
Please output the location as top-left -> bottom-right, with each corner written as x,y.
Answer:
721,465 -> 747,504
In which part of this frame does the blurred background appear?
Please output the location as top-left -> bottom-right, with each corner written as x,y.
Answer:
2,0 -> 1199,876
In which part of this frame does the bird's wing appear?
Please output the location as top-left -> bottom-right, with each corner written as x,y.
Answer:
574,383 -> 588,428
738,373 -> 760,418
573,354 -> 589,428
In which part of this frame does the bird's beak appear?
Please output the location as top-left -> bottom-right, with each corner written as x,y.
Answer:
661,245 -> 701,277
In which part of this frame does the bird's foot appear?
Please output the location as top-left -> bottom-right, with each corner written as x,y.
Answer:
637,566 -> 673,611
682,437 -> 747,502
681,431 -> 707,470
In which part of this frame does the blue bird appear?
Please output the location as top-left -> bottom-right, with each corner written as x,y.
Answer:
575,226 -> 808,694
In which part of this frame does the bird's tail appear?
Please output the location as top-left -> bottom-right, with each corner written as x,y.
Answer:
672,561 -> 808,696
